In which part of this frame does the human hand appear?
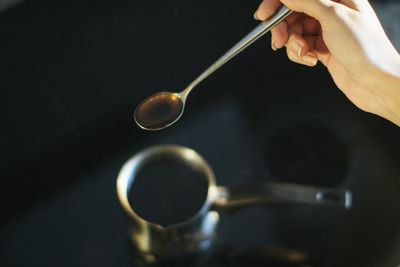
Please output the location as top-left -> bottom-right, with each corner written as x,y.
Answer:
255,0 -> 400,125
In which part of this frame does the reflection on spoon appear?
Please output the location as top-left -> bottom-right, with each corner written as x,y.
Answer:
134,6 -> 293,130
134,92 -> 184,130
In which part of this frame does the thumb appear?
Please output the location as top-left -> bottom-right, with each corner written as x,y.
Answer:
280,0 -> 341,24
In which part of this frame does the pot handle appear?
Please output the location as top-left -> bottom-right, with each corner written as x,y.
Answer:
212,182 -> 352,213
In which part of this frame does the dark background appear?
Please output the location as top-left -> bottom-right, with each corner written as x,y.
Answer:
1,0 -> 400,266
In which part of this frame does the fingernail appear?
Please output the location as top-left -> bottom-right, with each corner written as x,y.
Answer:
271,41 -> 277,51
303,55 -> 318,65
253,11 -> 259,20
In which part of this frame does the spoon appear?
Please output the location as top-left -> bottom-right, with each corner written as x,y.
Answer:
135,5 -> 293,130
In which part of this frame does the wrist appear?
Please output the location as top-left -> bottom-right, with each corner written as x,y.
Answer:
373,55 -> 400,126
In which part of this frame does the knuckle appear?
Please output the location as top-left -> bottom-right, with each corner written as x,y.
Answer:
286,48 -> 298,62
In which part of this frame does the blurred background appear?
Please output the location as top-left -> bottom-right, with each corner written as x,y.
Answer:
1,0 -> 400,266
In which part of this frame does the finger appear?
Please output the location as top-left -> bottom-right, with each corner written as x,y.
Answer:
255,0 -> 282,21
303,35 -> 318,52
287,47 -> 319,67
298,34 -> 330,66
312,35 -> 331,66
286,20 -> 309,56
271,21 -> 288,49
270,12 -> 300,49
301,16 -> 321,35
285,12 -> 300,26
285,19 -> 322,66
286,34 -> 310,58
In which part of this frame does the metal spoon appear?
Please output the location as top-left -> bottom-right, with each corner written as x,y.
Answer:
134,6 -> 293,130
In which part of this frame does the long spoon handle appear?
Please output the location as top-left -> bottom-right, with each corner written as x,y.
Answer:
181,5 -> 293,97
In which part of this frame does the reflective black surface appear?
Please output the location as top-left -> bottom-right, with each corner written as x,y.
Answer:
1,0 -> 400,266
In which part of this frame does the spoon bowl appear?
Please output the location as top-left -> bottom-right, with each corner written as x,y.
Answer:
134,92 -> 185,130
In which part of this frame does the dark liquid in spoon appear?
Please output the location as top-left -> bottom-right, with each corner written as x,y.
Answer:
135,92 -> 183,130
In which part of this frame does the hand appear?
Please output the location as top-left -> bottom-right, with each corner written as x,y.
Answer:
255,0 -> 400,125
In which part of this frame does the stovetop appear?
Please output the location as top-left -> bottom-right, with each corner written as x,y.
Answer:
2,98 -> 400,267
